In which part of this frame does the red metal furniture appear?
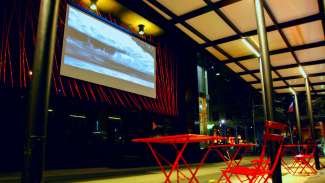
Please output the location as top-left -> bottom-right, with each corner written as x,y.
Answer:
132,134 -> 225,183
221,121 -> 287,183
201,143 -> 256,183
133,134 -> 255,183
282,144 -> 317,175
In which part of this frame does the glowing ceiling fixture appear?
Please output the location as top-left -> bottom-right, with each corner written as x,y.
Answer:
90,0 -> 97,11
298,66 -> 307,78
108,116 -> 121,120
138,24 -> 145,35
289,87 -> 296,95
241,37 -> 260,57
69,114 -> 87,119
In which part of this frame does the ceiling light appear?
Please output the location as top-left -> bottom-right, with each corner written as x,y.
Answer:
108,116 -> 121,120
289,87 -> 296,95
216,73 -> 220,76
90,0 -> 97,11
69,114 -> 87,119
48,109 -> 53,112
298,66 -> 307,78
138,24 -> 145,35
241,37 -> 260,57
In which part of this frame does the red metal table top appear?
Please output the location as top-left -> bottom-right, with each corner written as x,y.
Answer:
209,143 -> 256,148
283,144 -> 315,148
132,134 -> 227,144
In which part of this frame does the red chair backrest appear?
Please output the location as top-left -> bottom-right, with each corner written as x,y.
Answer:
258,121 -> 288,172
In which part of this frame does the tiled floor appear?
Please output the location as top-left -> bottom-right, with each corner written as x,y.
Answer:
54,157 -> 325,183
1,157 -> 325,182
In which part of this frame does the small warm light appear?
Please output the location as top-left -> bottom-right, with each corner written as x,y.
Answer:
138,24 -> 145,35
90,0 -> 97,11
241,37 -> 260,57
298,66 -> 307,78
28,70 -> 33,76
48,109 -> 53,112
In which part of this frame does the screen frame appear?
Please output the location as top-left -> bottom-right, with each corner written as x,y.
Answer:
60,4 -> 157,98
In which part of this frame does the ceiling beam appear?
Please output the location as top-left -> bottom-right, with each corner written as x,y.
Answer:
249,72 -> 325,84
223,40 -> 325,63
200,13 -> 321,48
202,0 -> 262,83
270,82 -> 325,90
170,0 -> 242,24
238,59 -> 325,75
318,0 -> 325,39
145,0 -> 261,86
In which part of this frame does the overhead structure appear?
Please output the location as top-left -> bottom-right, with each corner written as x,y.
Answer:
289,87 -> 302,145
305,77 -> 321,169
139,0 -> 325,95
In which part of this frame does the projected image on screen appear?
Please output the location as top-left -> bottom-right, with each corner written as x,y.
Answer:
60,5 -> 156,98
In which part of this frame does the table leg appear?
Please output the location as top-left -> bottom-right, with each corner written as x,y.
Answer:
172,144 -> 200,183
147,143 -> 171,182
164,142 -> 188,183
189,146 -> 212,183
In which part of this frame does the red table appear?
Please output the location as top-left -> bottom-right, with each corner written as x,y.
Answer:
282,144 -> 317,175
133,134 -> 255,183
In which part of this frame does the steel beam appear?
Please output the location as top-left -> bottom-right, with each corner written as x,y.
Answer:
201,13 -> 321,48
293,94 -> 302,144
305,78 -> 321,170
22,0 -> 59,182
254,0 -> 282,182
224,40 -> 325,63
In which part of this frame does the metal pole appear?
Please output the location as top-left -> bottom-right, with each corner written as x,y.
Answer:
22,0 -> 59,182
254,0 -> 281,182
252,100 -> 257,144
305,78 -> 321,170
293,94 -> 302,145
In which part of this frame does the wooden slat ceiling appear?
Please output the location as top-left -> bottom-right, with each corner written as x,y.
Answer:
142,0 -> 325,94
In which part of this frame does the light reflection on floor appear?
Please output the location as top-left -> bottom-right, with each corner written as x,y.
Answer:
69,157 -> 325,183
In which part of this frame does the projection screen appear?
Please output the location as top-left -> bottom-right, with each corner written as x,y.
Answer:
60,5 -> 156,98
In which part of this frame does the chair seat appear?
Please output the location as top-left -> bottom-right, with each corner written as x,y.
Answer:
295,154 -> 313,159
223,166 -> 268,175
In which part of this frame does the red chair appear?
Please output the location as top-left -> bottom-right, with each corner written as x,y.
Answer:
221,121 -> 287,183
290,144 -> 317,175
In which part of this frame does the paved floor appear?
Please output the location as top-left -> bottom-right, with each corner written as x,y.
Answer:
59,157 -> 325,183
1,157 -> 325,183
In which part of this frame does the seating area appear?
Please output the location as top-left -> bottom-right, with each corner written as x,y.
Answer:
1,0 -> 325,183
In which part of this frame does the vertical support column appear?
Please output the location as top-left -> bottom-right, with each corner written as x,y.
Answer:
22,0 -> 59,182
293,94 -> 302,144
254,0 -> 282,182
305,78 -> 321,170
